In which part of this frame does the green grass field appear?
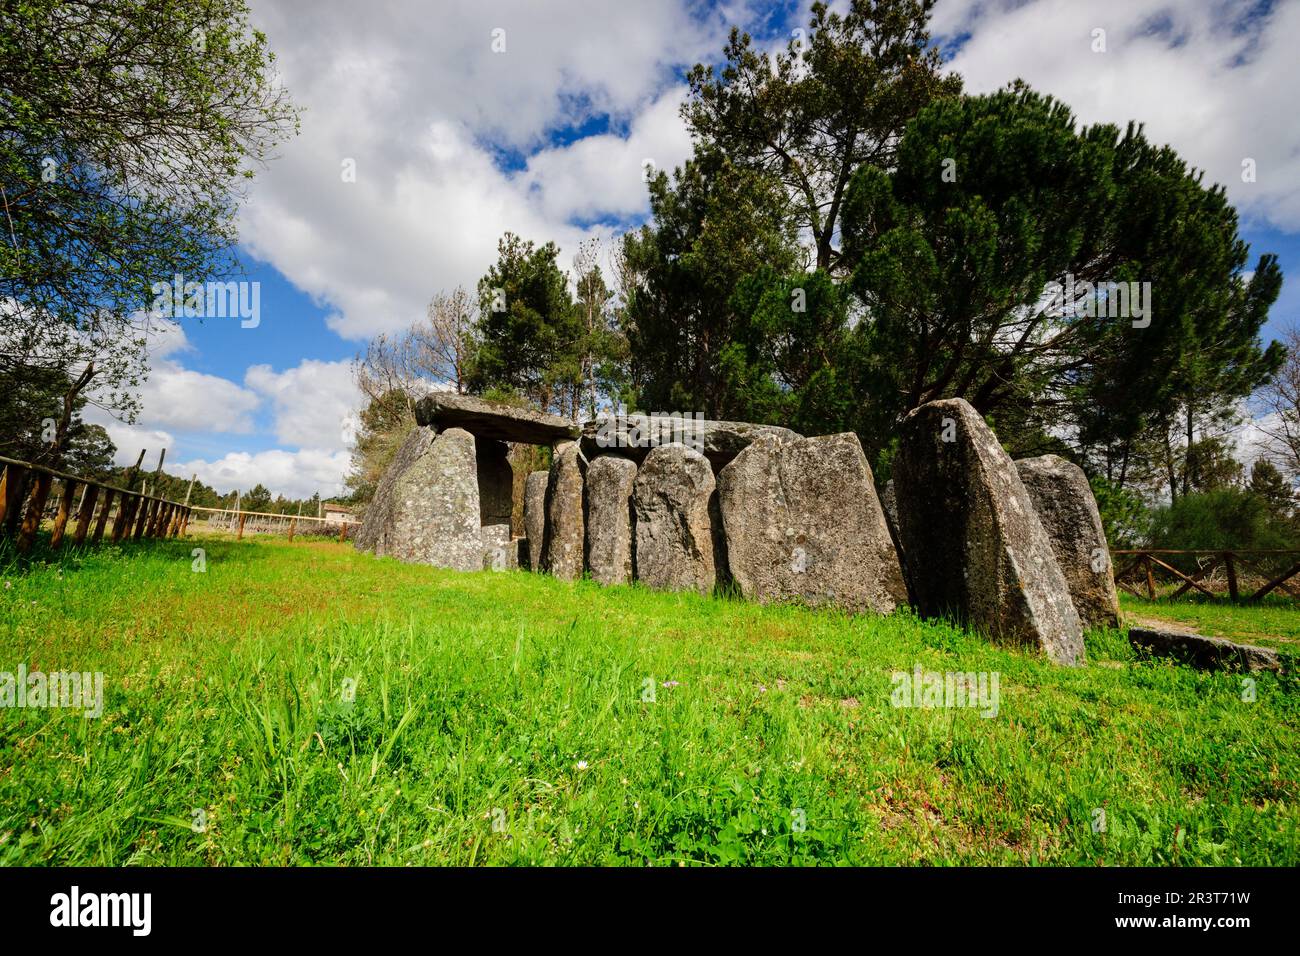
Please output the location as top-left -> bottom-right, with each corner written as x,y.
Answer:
1,536 -> 1297,866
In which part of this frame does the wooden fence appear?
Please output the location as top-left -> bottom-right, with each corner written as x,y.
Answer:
1111,549 -> 1300,603
0,454 -> 193,554
187,506 -> 351,543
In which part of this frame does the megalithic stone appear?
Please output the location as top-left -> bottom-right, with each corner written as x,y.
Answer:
633,443 -> 719,595
585,455 -> 637,586
718,433 -> 907,614
523,470 -> 548,572
354,425 -> 482,571
1015,455 -> 1121,630
542,441 -> 585,581
894,398 -> 1084,665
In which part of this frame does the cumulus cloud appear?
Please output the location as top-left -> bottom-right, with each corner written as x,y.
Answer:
177,448 -> 353,500
235,0 -> 732,340
244,359 -> 363,451
932,0 -> 1300,231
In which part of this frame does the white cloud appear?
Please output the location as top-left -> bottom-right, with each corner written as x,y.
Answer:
178,448 -> 352,500
244,359 -> 362,451
933,0 -> 1300,232
234,0 -> 734,341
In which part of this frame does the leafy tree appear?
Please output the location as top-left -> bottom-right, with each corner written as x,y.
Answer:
0,361 -> 116,468
684,0 -> 960,273
242,483 -> 272,512
344,389 -> 417,509
1,0 -> 297,452
840,86 -> 1283,460
621,150 -> 799,416
1248,458 -> 1294,523
1148,488 -> 1296,552
467,233 -> 581,417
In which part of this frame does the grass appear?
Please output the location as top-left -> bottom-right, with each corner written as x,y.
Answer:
1,535 -> 1297,866
1120,594 -> 1300,649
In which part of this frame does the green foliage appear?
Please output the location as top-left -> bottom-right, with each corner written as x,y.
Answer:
467,233 -> 583,417
0,363 -> 116,472
840,85 -> 1283,461
684,0 -> 960,273
1,0 -> 298,428
1147,488 -> 1298,552
621,150 -> 799,416
1,539 -> 1296,865
1089,476 -> 1152,549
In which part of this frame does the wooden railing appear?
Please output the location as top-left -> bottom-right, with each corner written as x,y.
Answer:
187,506 -> 352,542
1111,549 -> 1300,603
0,454 -> 193,554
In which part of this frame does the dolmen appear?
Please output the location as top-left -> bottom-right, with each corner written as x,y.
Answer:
358,397 -> 1121,666
353,392 -> 577,571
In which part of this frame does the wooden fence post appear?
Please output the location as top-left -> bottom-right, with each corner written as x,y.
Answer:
1144,554 -> 1157,599
2,464 -> 30,536
237,512 -> 247,540
49,478 -> 78,549
17,471 -> 53,553
133,496 -> 152,539
73,483 -> 101,546
1223,551 -> 1239,602
287,518 -> 296,542
93,489 -> 115,544
339,521 -> 348,543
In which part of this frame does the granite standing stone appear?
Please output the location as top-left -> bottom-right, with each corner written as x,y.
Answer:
893,399 -> 1084,665
719,433 -> 907,614
354,426 -> 482,571
585,455 -> 637,586
523,470 -> 548,572
542,441 -> 585,581
633,443 -> 719,594
1016,454 -> 1121,629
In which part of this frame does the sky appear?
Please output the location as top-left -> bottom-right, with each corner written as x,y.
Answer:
84,0 -> 1300,499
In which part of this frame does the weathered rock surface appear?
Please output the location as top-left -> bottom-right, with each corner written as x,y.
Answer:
481,523 -> 515,571
476,438 -> 514,527
582,415 -> 800,469
633,443 -> 720,594
718,433 -> 907,614
1129,627 -> 1281,672
1016,454 -> 1121,629
354,426 -> 482,571
893,399 -> 1084,665
523,471 -> 548,571
541,440 -> 585,581
585,455 -> 637,586
416,391 -> 579,444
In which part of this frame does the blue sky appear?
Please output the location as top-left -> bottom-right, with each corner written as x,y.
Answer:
88,0 -> 1300,498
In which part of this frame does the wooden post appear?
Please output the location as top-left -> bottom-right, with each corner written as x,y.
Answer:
339,521 -> 348,543
49,478 -> 78,548
179,507 -> 191,536
132,495 -> 152,539
73,483 -> 101,546
112,451 -> 147,541
1145,554 -> 1157,599
237,512 -> 247,540
17,471 -> 53,553
287,517 -> 296,542
2,464 -> 30,536
1224,551 -> 1239,602
93,489 -> 115,543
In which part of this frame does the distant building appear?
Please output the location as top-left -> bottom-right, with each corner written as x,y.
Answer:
322,503 -> 355,526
